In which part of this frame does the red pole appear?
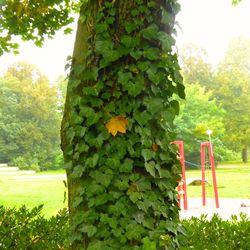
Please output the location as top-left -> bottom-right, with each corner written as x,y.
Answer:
179,141 -> 188,210
208,142 -> 219,208
201,143 -> 206,206
172,141 -> 188,210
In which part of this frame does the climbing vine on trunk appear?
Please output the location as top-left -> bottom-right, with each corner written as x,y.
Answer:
61,0 -> 185,249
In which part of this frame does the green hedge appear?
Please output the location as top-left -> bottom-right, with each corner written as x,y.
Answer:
0,206 -> 249,249
181,213 -> 250,250
0,205 -> 69,249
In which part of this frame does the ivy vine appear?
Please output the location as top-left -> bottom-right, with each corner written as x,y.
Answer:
62,0 -> 186,249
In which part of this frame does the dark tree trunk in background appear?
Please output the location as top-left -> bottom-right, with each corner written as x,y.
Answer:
242,147 -> 248,163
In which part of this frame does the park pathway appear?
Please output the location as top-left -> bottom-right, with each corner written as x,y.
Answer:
180,197 -> 250,220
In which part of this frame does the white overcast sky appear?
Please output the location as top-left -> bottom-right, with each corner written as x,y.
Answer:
1,0 -> 250,82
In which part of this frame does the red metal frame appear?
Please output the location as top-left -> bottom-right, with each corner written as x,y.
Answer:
172,140 -> 188,210
200,142 -> 219,208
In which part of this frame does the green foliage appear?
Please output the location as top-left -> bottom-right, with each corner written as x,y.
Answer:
60,0 -> 185,249
1,204 -> 249,250
0,205 -> 69,249
232,0 -> 243,6
214,37 -> 250,155
2,0 -> 186,248
179,39 -> 250,163
11,156 -> 40,172
179,44 -> 214,90
181,214 -> 250,250
0,62 -> 62,170
174,83 -> 226,164
0,0 -> 74,55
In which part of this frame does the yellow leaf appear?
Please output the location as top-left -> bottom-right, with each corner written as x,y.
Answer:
151,143 -> 159,152
105,116 -> 128,136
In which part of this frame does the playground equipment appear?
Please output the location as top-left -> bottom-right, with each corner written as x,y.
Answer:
201,142 -> 219,208
172,140 -> 188,210
172,140 -> 219,210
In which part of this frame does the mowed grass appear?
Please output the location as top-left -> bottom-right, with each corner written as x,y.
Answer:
185,166 -> 250,199
0,165 -> 249,217
0,170 -> 67,218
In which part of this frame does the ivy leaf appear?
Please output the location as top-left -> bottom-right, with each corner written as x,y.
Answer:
127,191 -> 142,203
71,165 -> 86,178
105,116 -> 128,136
85,154 -> 99,168
151,143 -> 159,152
145,161 -> 156,177
121,35 -> 139,48
82,86 -> 99,96
142,149 -> 155,161
144,47 -> 160,60
80,107 -> 95,118
82,66 -> 99,81
80,224 -> 97,237
124,21 -> 137,33
72,196 -> 83,208
95,39 -> 114,54
100,50 -> 121,68
120,158 -> 133,173
144,98 -> 163,114
169,100 -> 180,115
134,110 -> 151,126
87,240 -> 108,250
158,32 -> 174,52
161,8 -> 172,25
142,24 -> 158,40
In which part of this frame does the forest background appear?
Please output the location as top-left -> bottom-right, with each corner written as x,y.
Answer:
1,35 -> 250,171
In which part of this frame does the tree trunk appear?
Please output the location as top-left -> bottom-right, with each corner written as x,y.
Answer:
61,1 -> 185,249
242,147 -> 248,163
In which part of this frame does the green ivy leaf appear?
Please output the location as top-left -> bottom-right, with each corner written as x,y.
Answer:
85,154 -> 99,168
128,191 -> 142,203
134,110 -> 151,126
82,86 -> 99,96
144,47 -> 160,60
144,98 -> 163,114
82,66 -> 99,81
124,21 -> 137,33
71,165 -> 86,178
169,100 -> 180,115
120,158 -> 133,173
80,107 -> 95,118
80,224 -> 97,237
142,149 -> 155,162
161,8 -> 172,25
100,50 -> 121,68
145,161 -> 156,177
142,24 -> 158,40
88,241 -> 109,250
72,196 -> 83,208
158,32 -> 174,52
121,35 -> 139,48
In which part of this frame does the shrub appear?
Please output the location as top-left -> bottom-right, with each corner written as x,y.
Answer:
11,156 -> 40,172
0,205 -> 69,250
181,213 -> 250,250
1,206 -> 249,250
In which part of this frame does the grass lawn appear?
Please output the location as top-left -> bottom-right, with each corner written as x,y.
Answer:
0,165 -> 249,217
0,170 -> 67,218
185,166 -> 250,199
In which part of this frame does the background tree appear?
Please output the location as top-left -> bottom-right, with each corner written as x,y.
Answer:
174,83 -> 227,165
0,62 -> 61,170
179,43 -> 214,90
1,1 -> 186,249
213,36 -> 250,162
